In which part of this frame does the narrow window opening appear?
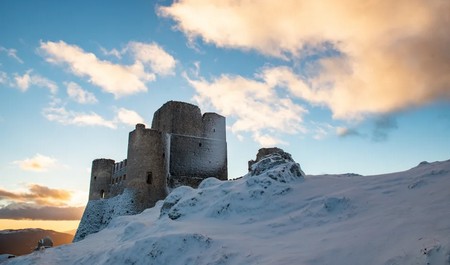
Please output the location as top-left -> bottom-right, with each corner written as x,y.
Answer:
213,129 -> 216,132
199,142 -> 202,147
146,172 -> 153,184
123,174 -> 126,180
94,176 -> 97,180
100,190 -> 105,199
162,152 -> 165,158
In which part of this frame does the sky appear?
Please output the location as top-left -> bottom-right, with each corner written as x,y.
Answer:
0,0 -> 449,232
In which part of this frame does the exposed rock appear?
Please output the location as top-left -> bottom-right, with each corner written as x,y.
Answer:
248,148 -> 305,182
35,236 -> 53,251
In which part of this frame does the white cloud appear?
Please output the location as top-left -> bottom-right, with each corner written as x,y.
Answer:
127,42 -> 177,76
43,101 -> 145,129
186,73 -> 306,146
66,82 -> 98,104
0,71 -> 8,84
116,107 -> 145,126
0,46 -> 23,64
100,47 -> 122,59
43,106 -> 116,129
159,0 -> 450,119
40,41 -> 154,98
13,154 -> 57,172
13,70 -> 58,94
40,41 -> 177,98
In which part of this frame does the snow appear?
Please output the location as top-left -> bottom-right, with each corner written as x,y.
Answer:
73,189 -> 137,242
5,154 -> 450,265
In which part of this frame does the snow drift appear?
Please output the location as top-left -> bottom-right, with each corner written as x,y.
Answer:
5,151 -> 450,265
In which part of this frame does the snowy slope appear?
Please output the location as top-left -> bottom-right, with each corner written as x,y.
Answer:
5,153 -> 450,265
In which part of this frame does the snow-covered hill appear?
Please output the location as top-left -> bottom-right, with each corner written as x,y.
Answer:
5,152 -> 450,265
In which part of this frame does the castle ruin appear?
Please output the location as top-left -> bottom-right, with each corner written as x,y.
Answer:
74,101 -> 227,241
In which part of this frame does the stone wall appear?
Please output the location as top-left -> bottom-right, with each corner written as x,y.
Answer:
89,159 -> 114,200
168,134 -> 227,188
202,113 -> 226,140
126,124 -> 167,212
151,101 -> 203,137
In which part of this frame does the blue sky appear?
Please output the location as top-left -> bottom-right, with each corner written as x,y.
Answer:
0,0 -> 449,227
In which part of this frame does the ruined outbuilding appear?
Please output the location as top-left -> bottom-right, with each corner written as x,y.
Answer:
74,101 -> 227,241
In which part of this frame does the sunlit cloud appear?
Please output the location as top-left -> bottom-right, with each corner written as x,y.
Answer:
115,107 -> 145,126
13,70 -> 58,94
40,40 -> 176,98
186,73 -> 307,146
66,81 -> 98,104
40,40 -> 154,98
13,154 -> 57,172
0,46 -> 23,64
126,41 -> 177,76
0,203 -> 84,220
0,184 -> 71,206
43,106 -> 117,129
43,101 -> 145,129
160,0 -> 450,119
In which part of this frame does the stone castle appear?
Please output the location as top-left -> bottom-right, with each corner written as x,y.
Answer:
74,101 -> 227,241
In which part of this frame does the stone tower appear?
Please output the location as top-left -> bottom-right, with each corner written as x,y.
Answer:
89,158 -> 115,200
75,101 -> 227,242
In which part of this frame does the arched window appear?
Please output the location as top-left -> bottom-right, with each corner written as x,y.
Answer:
100,190 -> 105,199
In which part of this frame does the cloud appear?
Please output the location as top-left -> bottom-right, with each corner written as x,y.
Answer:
13,70 -> 58,94
186,73 -> 307,146
100,47 -> 122,59
0,203 -> 84,220
126,41 -> 177,75
372,117 -> 398,142
116,107 -> 145,126
42,100 -> 145,129
40,41 -> 177,98
159,0 -> 450,119
66,82 -> 98,104
0,46 -> 23,63
336,127 -> 362,138
13,154 -> 57,172
0,71 -> 8,84
43,106 -> 117,129
40,40 -> 154,98
0,184 -> 71,206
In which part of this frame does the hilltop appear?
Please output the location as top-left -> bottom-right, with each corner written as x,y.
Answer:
4,151 -> 450,265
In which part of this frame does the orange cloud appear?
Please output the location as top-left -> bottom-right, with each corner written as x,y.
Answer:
187,73 -> 306,146
160,0 -> 450,119
0,204 -> 84,220
0,184 -> 72,207
13,154 -> 57,172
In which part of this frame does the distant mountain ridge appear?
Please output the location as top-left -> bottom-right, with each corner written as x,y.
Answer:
0,228 -> 73,256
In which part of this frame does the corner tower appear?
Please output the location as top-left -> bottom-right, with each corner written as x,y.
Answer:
125,123 -> 168,212
89,158 -> 114,200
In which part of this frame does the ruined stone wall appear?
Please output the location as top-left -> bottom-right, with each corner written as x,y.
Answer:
151,101 -> 203,137
126,124 -> 168,212
202,113 -> 226,140
89,159 -> 114,200
168,134 -> 227,188
110,159 -> 127,197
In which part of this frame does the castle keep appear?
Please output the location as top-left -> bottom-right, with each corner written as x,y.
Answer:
74,101 -> 227,241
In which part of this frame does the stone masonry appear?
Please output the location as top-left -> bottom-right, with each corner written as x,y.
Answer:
74,101 -> 227,241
